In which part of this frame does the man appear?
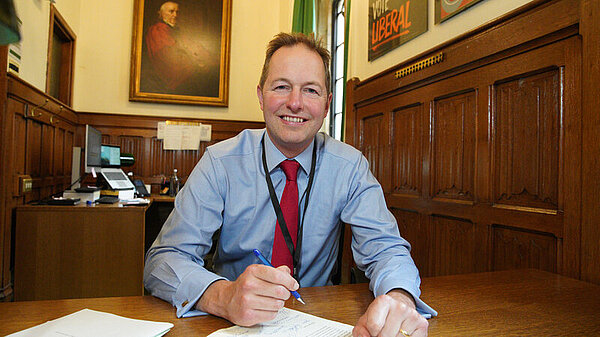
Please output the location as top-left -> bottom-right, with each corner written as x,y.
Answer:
143,1 -> 215,96
144,33 -> 436,337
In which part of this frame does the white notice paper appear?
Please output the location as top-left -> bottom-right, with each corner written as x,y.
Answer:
199,124 -> 212,141
157,121 -> 166,139
7,308 -> 173,337
208,307 -> 352,337
163,124 -> 203,150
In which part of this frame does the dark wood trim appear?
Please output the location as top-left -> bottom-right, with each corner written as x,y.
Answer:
0,46 -> 10,299
8,73 -> 77,122
46,4 -> 76,107
77,112 -> 264,135
580,0 -> 600,284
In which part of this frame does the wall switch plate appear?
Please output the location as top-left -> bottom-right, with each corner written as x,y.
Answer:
18,175 -> 33,195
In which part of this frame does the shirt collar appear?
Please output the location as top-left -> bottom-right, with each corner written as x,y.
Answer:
263,130 -> 315,175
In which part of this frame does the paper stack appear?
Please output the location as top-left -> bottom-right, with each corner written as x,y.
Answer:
7,309 -> 173,337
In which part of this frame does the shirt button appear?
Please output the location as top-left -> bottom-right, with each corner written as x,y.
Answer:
182,300 -> 189,307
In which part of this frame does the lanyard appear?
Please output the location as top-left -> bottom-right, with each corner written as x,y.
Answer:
261,136 -> 317,281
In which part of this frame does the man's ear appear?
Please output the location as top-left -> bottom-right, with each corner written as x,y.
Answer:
257,85 -> 264,110
324,92 -> 333,118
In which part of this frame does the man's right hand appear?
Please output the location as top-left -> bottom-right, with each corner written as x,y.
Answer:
196,264 -> 299,326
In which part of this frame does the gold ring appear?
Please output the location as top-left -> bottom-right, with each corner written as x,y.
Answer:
401,329 -> 411,337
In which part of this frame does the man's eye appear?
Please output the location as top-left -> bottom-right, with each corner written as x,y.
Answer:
274,85 -> 289,91
305,88 -> 320,95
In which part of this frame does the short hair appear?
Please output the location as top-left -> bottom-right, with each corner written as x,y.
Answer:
259,32 -> 331,94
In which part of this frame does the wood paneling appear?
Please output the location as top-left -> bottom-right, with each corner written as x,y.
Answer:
432,91 -> 476,202
492,226 -> 558,273
580,0 -> 600,284
344,0 -> 597,284
391,208 -> 431,275
392,104 -> 423,196
431,215 -> 489,276
77,113 -> 264,188
360,113 -> 388,191
492,69 -> 560,211
0,75 -> 78,300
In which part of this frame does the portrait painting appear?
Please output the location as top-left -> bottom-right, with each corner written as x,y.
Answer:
130,0 -> 232,106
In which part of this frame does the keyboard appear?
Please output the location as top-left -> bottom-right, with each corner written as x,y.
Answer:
103,172 -> 128,181
96,196 -> 120,204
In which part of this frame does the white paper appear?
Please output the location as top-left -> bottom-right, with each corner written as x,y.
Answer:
163,124 -> 203,150
200,124 -> 212,142
157,122 -> 166,139
208,308 -> 352,337
7,308 -> 173,337
180,125 -> 202,150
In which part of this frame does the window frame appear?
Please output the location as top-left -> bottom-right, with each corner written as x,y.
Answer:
329,0 -> 345,141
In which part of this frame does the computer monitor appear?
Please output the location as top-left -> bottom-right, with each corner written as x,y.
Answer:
84,125 -> 102,173
101,144 -> 121,168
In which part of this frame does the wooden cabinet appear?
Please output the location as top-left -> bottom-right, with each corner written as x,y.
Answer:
14,204 -> 146,301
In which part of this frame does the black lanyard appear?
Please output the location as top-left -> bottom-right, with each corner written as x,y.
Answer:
261,135 -> 317,281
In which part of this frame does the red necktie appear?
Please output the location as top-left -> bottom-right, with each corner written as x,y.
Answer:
271,160 -> 300,273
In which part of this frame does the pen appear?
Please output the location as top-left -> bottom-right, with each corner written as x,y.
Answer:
252,249 -> 305,305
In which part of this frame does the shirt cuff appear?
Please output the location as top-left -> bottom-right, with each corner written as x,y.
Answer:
173,269 -> 227,318
377,278 -> 438,319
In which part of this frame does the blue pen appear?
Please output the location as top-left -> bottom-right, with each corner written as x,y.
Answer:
252,249 -> 305,304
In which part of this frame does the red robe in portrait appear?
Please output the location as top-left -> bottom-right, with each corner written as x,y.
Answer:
145,21 -> 194,91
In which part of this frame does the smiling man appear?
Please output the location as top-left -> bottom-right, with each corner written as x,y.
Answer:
144,32 -> 436,337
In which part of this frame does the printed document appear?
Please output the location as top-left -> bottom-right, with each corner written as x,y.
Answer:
7,308 -> 173,337
208,307 -> 353,337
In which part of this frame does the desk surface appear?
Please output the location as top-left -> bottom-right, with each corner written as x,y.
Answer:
2,269 -> 599,336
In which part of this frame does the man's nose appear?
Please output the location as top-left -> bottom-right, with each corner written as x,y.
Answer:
286,89 -> 303,113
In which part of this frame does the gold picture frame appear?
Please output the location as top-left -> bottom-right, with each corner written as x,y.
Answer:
129,0 -> 232,106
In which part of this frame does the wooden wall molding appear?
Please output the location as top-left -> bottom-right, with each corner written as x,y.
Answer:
77,112 -> 265,187
344,0 -> 598,284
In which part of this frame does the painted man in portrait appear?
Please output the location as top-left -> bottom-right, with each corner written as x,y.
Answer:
141,1 -> 219,97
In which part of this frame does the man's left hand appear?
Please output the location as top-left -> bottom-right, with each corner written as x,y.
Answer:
352,289 -> 428,337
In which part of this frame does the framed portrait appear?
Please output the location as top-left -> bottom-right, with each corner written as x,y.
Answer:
129,0 -> 232,106
435,0 -> 486,24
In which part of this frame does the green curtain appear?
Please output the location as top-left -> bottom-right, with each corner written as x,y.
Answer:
292,0 -> 315,34
340,0 -> 350,141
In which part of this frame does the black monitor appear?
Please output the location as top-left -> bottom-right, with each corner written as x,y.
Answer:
84,125 -> 102,173
101,144 -> 121,168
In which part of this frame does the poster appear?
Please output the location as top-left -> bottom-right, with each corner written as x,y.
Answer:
435,0 -> 486,24
368,0 -> 428,61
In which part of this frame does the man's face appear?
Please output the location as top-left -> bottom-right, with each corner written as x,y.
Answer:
257,44 -> 332,158
160,2 -> 178,27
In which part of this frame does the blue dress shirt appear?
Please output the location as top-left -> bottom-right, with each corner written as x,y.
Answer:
144,129 -> 437,318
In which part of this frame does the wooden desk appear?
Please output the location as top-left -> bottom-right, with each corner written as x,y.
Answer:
14,203 -> 148,301
14,196 -> 176,302
1,270 -> 598,336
